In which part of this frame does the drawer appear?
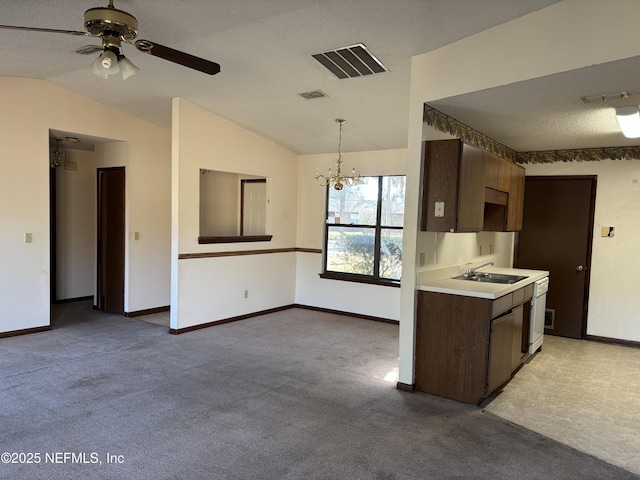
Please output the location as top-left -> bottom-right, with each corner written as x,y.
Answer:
492,293 -> 513,318
512,286 -> 524,305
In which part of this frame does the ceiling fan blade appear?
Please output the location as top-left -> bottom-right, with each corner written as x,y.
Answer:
0,24 -> 89,36
134,39 -> 220,75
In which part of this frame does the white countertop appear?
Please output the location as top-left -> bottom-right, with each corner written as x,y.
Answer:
418,266 -> 549,299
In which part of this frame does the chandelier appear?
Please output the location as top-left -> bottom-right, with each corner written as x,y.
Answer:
315,118 -> 362,190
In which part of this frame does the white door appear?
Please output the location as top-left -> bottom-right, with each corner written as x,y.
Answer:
242,180 -> 266,235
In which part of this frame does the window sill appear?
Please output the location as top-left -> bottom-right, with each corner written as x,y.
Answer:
319,272 -> 401,288
198,235 -> 273,244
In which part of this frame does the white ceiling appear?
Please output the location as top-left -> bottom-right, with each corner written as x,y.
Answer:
0,0 -> 590,154
429,55 -> 640,153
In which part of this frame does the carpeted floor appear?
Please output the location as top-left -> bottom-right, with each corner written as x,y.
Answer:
0,300 -> 637,479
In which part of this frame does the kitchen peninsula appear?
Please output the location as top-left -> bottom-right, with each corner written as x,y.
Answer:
415,265 -> 548,405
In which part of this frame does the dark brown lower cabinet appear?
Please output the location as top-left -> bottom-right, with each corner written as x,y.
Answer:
415,287 -> 531,405
487,305 -> 523,394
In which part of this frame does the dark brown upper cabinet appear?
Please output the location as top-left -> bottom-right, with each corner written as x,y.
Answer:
420,139 -> 525,232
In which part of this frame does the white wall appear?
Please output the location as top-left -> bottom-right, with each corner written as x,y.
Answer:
525,160 -> 640,342
416,231 -> 515,273
296,148 -> 406,320
55,148 -> 95,300
399,0 -> 640,384
0,77 -> 171,334
199,170 -> 240,236
171,98 -> 299,330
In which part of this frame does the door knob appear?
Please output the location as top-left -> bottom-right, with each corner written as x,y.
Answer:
576,265 -> 584,272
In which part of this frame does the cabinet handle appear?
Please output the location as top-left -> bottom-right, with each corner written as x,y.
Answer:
576,265 -> 584,272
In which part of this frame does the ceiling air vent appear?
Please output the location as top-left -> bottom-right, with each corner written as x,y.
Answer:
299,90 -> 328,100
312,43 -> 388,79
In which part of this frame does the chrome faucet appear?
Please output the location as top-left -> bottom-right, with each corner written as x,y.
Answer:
467,261 -> 494,275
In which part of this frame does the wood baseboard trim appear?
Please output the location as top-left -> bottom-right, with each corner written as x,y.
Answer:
52,295 -> 93,304
168,303 -> 398,335
125,306 -> 170,318
0,325 -> 51,339
585,335 -> 640,349
169,305 -> 296,334
294,304 -> 399,325
396,382 -> 415,393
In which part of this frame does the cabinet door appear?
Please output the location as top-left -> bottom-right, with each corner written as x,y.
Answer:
506,164 -> 525,231
497,157 -> 513,192
457,143 -> 485,232
511,305 -> 524,370
488,312 -> 514,394
484,153 -> 500,189
420,140 -> 461,232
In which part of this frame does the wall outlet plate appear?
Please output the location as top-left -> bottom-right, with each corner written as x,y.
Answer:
435,201 -> 445,217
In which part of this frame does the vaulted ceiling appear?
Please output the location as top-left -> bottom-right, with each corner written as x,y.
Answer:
12,0 -> 636,156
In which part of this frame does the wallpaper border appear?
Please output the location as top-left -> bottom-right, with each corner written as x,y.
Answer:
423,104 -> 640,164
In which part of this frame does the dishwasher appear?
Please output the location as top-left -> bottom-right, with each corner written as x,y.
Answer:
529,276 -> 549,354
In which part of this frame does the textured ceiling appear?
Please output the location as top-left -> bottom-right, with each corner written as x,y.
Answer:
0,0 -> 561,154
429,55 -> 640,153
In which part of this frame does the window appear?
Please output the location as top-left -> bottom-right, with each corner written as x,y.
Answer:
322,175 -> 406,285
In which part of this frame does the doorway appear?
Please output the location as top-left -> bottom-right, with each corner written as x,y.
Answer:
241,179 -> 267,235
97,167 -> 125,314
515,176 -> 596,339
49,136 -> 96,307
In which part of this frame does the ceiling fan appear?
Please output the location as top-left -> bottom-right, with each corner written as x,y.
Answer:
0,0 -> 221,79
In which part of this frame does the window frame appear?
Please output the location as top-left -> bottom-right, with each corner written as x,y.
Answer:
320,175 -> 405,287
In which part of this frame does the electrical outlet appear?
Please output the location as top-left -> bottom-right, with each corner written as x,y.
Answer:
244,290 -> 248,299
434,201 -> 445,218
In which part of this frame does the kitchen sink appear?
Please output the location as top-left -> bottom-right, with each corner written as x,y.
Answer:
453,272 -> 528,284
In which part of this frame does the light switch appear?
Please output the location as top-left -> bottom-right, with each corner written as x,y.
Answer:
434,201 -> 445,217
601,226 -> 615,238
25,233 -> 32,243
134,232 -> 140,240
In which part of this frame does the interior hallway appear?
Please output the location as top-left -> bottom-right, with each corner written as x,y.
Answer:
0,301 -> 636,479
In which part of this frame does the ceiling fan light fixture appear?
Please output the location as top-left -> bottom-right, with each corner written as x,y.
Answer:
118,56 -> 139,79
100,49 -> 119,73
615,106 -> 640,138
90,48 -> 121,78
90,55 -> 109,79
